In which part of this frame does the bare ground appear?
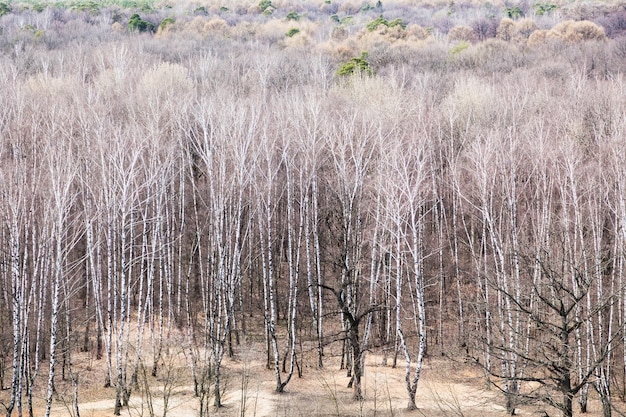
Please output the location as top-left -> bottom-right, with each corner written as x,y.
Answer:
9,343 -> 620,417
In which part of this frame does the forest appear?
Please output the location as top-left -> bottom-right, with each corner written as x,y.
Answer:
0,0 -> 626,416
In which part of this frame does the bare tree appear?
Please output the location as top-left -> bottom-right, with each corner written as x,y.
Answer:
385,139 -> 431,409
190,90 -> 255,405
288,89 -> 327,369
40,112 -> 80,417
322,87 -> 384,400
465,132 -> 623,417
253,99 -> 303,393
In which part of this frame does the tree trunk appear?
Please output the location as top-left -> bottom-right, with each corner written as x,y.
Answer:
563,392 -> 573,417
351,338 -> 363,401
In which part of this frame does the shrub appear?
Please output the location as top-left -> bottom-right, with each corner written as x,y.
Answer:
0,2 -> 10,16
285,27 -> 299,37
30,3 -> 46,12
366,15 -> 406,31
71,1 -> 100,14
341,16 -> 354,25
471,17 -> 498,41
470,38 -> 524,73
259,0 -> 275,14
516,18 -> 538,38
596,11 -> 626,38
159,17 -> 175,29
388,18 -> 406,29
331,25 -> 347,40
611,36 -> 626,60
450,40 -> 469,55
158,17 -> 175,33
185,16 -> 229,36
321,0 -> 338,14
527,28 -> 549,46
504,6 -> 524,19
407,24 -> 429,40
336,51 -> 374,76
21,24 -> 45,39
550,20 -> 606,42
433,16 -> 455,34
128,13 -> 154,33
448,25 -> 478,42
366,15 -> 387,31
533,3 -> 558,16
286,11 -> 300,21
496,17 -> 516,41
117,0 -> 153,12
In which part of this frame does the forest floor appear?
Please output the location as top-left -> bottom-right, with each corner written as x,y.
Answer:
10,337 -> 623,417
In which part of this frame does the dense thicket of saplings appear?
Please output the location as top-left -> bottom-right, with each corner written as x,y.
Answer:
0,0 -> 626,416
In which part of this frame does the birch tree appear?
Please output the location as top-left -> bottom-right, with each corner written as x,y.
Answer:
0,119 -> 36,417
190,90 -> 255,405
322,84 -> 384,400
288,89 -> 327,369
383,125 -> 430,410
39,100 -> 80,417
253,97 -> 302,393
